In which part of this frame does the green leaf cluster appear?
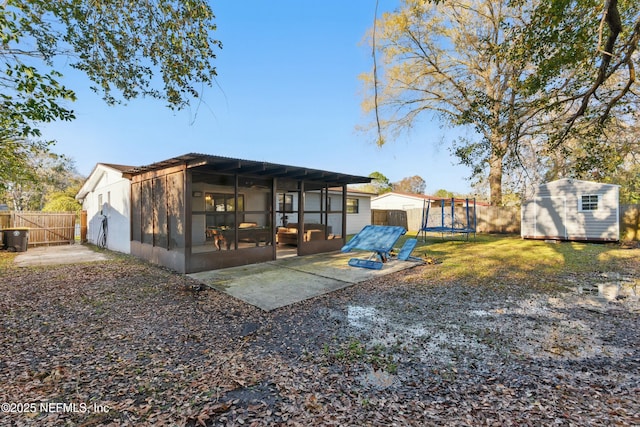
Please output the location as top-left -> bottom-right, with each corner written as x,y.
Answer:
4,0 -> 221,110
1,0 -> 222,181
0,151 -> 83,211
42,194 -> 81,212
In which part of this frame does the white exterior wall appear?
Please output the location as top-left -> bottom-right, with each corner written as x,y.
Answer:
521,178 -> 619,241
346,195 -> 371,235
79,165 -> 131,253
371,193 -> 427,210
306,191 -> 372,236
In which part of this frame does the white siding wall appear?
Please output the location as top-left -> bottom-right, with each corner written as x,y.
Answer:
521,179 -> 619,241
347,195 -> 371,235
371,193 -> 426,210
82,168 -> 131,253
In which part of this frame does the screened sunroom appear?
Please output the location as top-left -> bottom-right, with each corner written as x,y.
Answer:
125,153 -> 370,273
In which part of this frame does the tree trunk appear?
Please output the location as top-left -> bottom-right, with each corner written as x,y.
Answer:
488,152 -> 503,206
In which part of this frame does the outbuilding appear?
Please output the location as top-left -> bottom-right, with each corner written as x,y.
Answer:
521,178 -> 620,242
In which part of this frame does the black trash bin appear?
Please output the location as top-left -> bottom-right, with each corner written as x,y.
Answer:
3,228 -> 29,252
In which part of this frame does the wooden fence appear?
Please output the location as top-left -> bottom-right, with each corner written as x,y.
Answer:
371,210 -> 408,229
372,205 -> 640,240
372,207 -> 521,234
475,206 -> 521,234
0,211 -> 77,246
620,204 -> 640,241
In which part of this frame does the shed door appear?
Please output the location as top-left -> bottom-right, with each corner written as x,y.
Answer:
534,196 -> 567,239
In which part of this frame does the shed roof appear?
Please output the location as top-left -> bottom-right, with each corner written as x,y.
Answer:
538,178 -> 621,189
123,153 -> 371,185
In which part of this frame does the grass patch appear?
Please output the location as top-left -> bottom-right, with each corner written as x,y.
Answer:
321,339 -> 397,373
0,251 -> 17,271
394,233 -> 637,290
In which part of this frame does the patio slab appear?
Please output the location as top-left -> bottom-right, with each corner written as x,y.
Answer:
13,244 -> 111,267
188,251 -> 421,311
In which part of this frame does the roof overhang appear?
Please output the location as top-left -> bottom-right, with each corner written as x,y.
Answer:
123,153 -> 371,186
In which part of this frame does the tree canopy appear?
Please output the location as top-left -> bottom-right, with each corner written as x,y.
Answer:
42,194 -> 82,212
1,151 -> 83,211
393,175 -> 426,194
433,189 -> 455,199
362,0 -> 639,205
1,0 -> 221,180
510,0 -> 640,142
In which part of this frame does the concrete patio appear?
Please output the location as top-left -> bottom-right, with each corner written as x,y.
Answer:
13,244 -> 111,267
11,244 -> 422,312
188,251 -> 422,311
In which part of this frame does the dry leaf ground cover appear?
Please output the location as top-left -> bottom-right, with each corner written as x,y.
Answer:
0,235 -> 639,426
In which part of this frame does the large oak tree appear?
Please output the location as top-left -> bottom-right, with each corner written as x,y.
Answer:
362,0 -> 639,205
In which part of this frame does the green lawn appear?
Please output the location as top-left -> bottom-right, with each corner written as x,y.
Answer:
393,233 -> 638,291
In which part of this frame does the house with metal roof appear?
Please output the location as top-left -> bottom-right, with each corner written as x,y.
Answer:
79,153 -> 371,273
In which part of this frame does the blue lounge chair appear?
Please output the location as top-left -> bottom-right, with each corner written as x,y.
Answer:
342,225 -> 406,269
396,238 -> 420,261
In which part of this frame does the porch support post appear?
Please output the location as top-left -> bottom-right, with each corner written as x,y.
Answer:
234,174 -> 239,250
323,184 -> 329,239
297,180 -> 304,248
341,184 -> 347,243
272,177 -> 277,259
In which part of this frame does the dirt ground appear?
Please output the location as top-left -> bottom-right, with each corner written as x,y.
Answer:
0,250 -> 638,426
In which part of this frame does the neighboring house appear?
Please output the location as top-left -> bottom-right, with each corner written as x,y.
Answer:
521,178 -> 620,242
371,191 -> 435,210
75,163 -> 133,253
122,153 -> 371,273
371,191 -> 491,232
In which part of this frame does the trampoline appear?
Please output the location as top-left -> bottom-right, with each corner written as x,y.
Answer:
419,197 -> 476,241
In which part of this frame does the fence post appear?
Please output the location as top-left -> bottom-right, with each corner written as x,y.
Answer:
81,210 -> 88,243
0,212 -> 10,229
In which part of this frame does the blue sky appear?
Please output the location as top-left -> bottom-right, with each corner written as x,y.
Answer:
41,1 -> 474,195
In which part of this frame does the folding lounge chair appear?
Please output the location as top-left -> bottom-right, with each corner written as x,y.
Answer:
342,225 -> 406,269
396,238 -> 421,262
348,257 -> 384,270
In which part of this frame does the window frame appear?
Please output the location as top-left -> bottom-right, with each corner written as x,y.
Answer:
205,193 -> 244,213
278,193 -> 294,213
579,194 -> 599,212
346,197 -> 359,214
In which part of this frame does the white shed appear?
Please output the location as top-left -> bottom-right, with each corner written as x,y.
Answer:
521,178 -> 620,242
76,163 -> 133,253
